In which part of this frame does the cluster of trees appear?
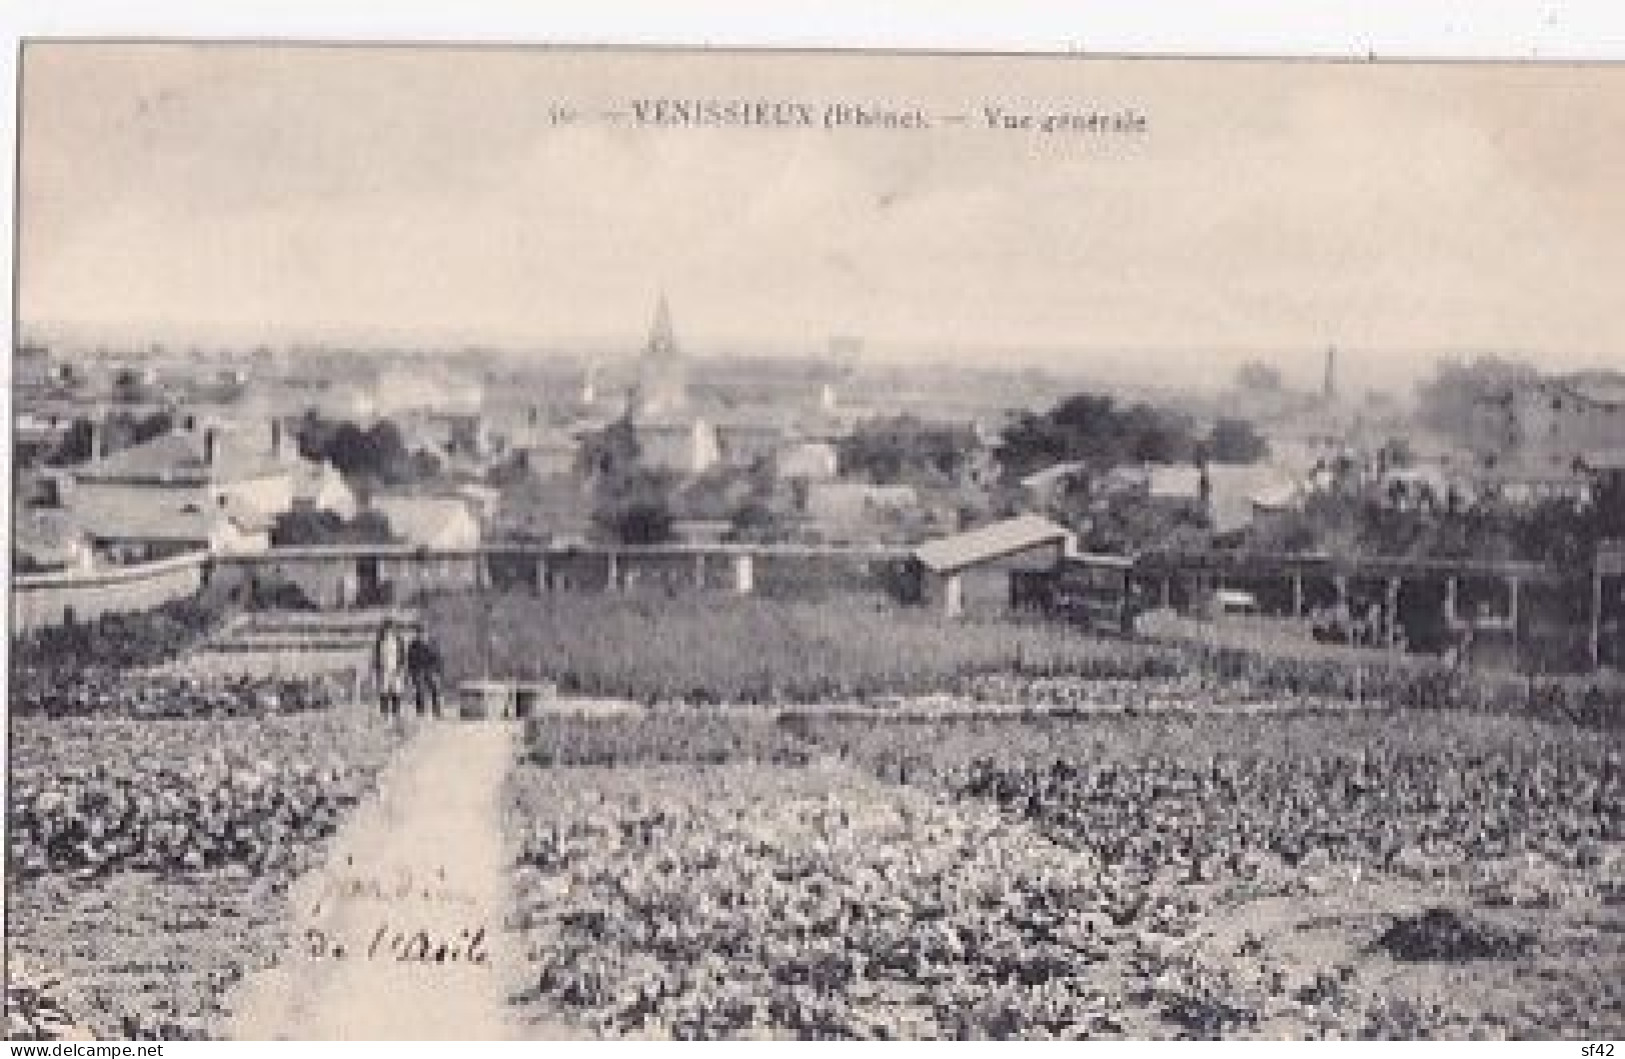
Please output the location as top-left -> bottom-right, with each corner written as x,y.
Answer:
1413,355 -> 1538,452
46,410 -> 174,466
575,417 -> 674,544
1247,479 -> 1622,566
293,413 -> 441,490
995,394 -> 1267,483
573,416 -> 806,546
837,416 -> 984,487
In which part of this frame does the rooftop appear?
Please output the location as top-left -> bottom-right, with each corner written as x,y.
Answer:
914,513 -> 1073,574
69,488 -> 242,543
1557,371 -> 1625,408
370,494 -> 479,537
74,428 -> 287,486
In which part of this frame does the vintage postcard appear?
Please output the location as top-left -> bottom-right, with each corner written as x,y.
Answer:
7,42 -> 1624,1042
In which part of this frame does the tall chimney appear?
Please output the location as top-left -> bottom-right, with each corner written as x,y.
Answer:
204,426 -> 218,468
270,417 -> 283,460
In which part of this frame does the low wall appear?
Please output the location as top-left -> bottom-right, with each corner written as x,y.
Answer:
10,551 -> 208,635
16,544 -> 1615,673
209,545 -> 913,607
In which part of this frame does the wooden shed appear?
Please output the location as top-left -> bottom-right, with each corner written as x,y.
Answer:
911,514 -> 1075,618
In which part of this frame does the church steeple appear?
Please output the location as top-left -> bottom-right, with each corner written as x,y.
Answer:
636,291 -> 688,417
648,292 -> 677,358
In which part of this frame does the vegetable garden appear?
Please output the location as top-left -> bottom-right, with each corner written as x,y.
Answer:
506,710 -> 1625,1040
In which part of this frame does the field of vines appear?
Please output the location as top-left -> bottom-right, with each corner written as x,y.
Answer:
429,591 -> 1183,705
428,591 -> 1625,727
506,710 -> 1625,1040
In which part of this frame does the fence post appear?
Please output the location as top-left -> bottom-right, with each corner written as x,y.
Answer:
1592,567 -> 1604,672
1508,575 -> 1521,671
1386,576 -> 1402,649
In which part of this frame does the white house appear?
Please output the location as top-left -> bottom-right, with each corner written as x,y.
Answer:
369,494 -> 482,550
290,460 -> 358,520
777,440 -> 840,481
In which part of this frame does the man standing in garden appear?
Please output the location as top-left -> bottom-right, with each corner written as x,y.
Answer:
373,617 -> 408,719
407,627 -> 444,718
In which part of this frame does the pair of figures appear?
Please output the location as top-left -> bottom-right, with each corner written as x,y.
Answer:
373,618 -> 443,718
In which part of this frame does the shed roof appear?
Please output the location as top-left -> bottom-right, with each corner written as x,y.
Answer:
914,513 -> 1073,574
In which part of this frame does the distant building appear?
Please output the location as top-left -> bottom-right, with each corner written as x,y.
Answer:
777,440 -> 840,481
14,509 -> 94,574
13,411 -> 74,465
289,460 -> 357,519
14,343 -> 54,394
633,417 -> 722,475
69,489 -> 273,560
715,421 -> 784,469
63,415 -> 356,559
1475,371 -> 1625,471
801,481 -> 920,543
373,370 -> 483,418
424,411 -> 491,460
511,428 -> 583,477
1019,460 -> 1091,508
1143,461 -> 1301,539
1470,460 -> 1592,509
368,494 -> 482,550
612,295 -> 727,474
70,422 -> 295,532
1578,449 -> 1625,502
489,473 -> 594,545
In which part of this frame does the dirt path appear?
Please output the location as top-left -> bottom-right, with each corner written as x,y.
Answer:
227,720 -> 523,1040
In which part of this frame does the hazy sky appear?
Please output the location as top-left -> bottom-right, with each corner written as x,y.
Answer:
19,44 -> 1625,388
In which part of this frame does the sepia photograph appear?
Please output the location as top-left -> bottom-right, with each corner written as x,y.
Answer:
6,38 -> 1625,1043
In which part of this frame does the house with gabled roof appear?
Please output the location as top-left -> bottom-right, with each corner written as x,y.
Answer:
62,418 -> 348,559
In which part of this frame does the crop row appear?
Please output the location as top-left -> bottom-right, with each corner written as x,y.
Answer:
8,712 -> 400,878
508,763 -> 1167,1040
790,712 -> 1625,904
427,591 -> 1186,706
12,597 -> 227,673
508,713 -> 1625,1039
8,668 -> 343,719
429,592 -> 1625,728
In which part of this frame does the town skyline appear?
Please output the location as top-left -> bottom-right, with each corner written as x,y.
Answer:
21,308 -> 1620,399
19,45 -> 1625,395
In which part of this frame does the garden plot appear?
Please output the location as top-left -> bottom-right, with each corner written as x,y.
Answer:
501,710 -> 1624,1040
